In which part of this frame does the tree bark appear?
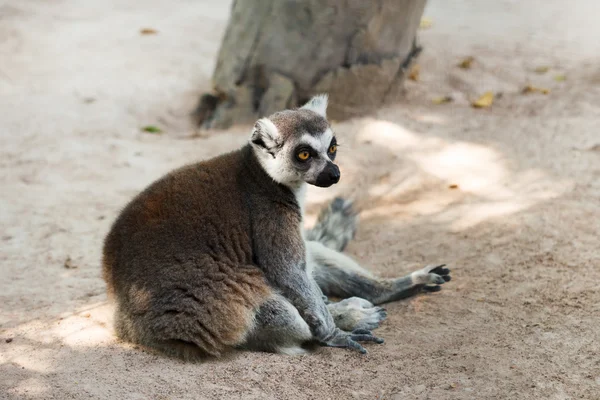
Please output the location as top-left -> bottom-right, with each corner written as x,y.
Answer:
195,0 -> 426,129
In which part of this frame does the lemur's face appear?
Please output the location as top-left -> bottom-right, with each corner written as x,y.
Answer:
250,95 -> 341,188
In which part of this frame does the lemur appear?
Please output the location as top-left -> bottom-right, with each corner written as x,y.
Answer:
102,95 -> 451,359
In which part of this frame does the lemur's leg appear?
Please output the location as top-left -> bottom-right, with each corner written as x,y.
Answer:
240,294 -> 313,355
240,293 -> 382,355
308,240 -> 451,305
306,198 -> 451,310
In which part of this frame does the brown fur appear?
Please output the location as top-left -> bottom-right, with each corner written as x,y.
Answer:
102,146 -> 277,359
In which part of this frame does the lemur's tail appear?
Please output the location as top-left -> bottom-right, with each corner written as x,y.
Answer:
305,197 -> 358,252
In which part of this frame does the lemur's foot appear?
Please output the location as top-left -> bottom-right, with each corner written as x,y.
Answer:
306,197 -> 358,252
328,297 -> 387,331
322,327 -> 384,354
411,264 -> 452,293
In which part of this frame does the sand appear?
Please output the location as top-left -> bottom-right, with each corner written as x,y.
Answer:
1,0 -> 599,399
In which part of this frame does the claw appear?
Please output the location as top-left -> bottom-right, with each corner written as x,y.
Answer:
429,264 -> 447,274
350,333 -> 384,344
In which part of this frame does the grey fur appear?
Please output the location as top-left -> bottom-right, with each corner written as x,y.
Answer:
240,294 -> 313,355
269,109 -> 329,138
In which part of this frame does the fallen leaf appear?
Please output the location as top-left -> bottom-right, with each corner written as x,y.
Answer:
142,125 -> 163,134
554,74 -> 566,82
449,383 -> 457,389
140,28 -> 158,35
448,184 -> 459,189
378,172 -> 391,184
522,85 -> 550,95
472,92 -> 494,108
64,256 -> 78,269
408,64 -> 420,81
419,17 -> 433,29
534,66 -> 550,74
586,144 -> 600,152
458,56 -> 475,69
432,96 -> 453,105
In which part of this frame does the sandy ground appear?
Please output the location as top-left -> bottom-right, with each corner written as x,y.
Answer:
1,0 -> 600,399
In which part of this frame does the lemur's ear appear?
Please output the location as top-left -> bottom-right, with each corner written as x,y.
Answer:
301,94 -> 328,118
250,118 -> 280,154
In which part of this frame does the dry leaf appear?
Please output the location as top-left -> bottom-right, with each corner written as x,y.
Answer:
64,256 -> 77,269
448,184 -> 459,189
419,17 -> 433,29
432,96 -> 453,105
458,56 -> 475,69
522,85 -> 550,95
140,28 -> 158,35
408,64 -> 420,81
534,66 -> 549,74
472,92 -> 494,108
554,74 -> 566,82
378,172 -> 391,184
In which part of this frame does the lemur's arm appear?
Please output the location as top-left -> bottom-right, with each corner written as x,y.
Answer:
252,205 -> 382,353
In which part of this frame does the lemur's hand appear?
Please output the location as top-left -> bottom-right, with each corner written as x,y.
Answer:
321,327 -> 384,354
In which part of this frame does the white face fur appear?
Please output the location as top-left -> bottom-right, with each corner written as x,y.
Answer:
250,95 -> 340,190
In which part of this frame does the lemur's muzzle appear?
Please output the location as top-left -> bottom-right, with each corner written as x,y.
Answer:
315,162 -> 340,187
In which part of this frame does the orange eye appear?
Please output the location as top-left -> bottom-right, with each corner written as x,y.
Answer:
297,151 -> 310,161
328,144 -> 337,153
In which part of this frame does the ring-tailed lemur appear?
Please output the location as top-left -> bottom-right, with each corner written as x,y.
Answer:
102,95 -> 451,359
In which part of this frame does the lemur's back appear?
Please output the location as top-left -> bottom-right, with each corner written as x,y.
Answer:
102,146 -> 272,358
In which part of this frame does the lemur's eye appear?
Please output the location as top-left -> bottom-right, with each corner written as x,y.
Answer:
328,144 -> 337,154
297,151 -> 310,161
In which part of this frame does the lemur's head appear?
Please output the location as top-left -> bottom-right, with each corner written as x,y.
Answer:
249,94 -> 339,188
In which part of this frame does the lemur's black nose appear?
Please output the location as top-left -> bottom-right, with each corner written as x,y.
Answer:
329,164 -> 340,183
315,163 -> 340,187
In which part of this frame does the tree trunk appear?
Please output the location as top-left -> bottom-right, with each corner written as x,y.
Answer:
195,0 -> 427,129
